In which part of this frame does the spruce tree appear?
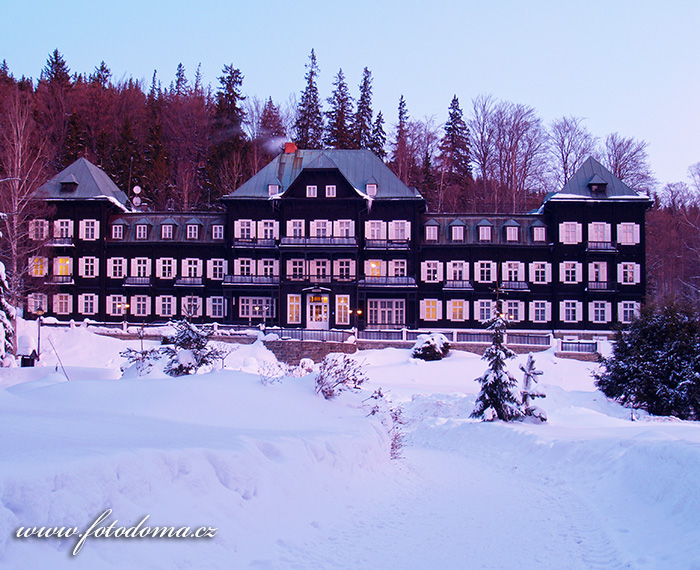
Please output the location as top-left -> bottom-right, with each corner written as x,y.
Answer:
0,262 -> 13,360
369,111 -> 387,160
438,96 -> 472,182
41,49 -> 71,86
471,309 -> 523,421
324,69 -> 354,149
390,95 -> 411,182
293,49 -> 324,149
353,67 -> 374,149
520,353 -> 546,421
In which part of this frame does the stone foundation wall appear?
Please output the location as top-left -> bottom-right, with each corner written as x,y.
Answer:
262,340 -> 358,364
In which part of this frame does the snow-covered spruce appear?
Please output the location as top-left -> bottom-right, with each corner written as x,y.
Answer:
520,353 -> 547,422
0,261 -> 14,361
471,314 -> 523,421
411,332 -> 450,361
159,319 -> 225,377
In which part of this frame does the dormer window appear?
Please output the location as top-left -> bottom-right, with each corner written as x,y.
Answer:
112,225 -> 123,240
479,226 -> 492,241
325,185 -> 336,197
212,225 -> 224,240
425,225 -> 438,241
268,184 -> 280,197
59,174 -> 79,193
186,224 -> 199,240
136,224 -> 148,240
533,226 -> 546,242
161,224 -> 173,239
587,174 -> 608,193
506,226 -> 519,242
306,185 -> 317,198
366,183 -> 377,197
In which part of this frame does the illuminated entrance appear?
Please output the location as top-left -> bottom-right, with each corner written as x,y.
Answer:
307,293 -> 329,330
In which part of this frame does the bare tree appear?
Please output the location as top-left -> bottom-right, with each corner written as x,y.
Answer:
469,94 -> 497,199
688,162 -> 700,195
548,116 -> 598,189
603,133 -> 656,194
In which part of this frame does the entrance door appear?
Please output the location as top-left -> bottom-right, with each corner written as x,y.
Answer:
307,294 -> 329,330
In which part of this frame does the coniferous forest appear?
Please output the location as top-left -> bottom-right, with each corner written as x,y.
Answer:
0,49 -> 699,307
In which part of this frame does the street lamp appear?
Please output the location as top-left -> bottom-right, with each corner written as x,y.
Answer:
117,302 -> 130,330
36,309 -> 44,359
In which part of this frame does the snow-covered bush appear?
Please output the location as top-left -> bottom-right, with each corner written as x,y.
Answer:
120,347 -> 161,376
520,353 -> 546,422
595,304 -> 700,420
258,360 -> 286,385
471,313 -> 523,422
411,333 -> 450,361
364,388 -> 405,459
0,261 -> 14,360
160,320 -> 225,377
315,354 -> 367,399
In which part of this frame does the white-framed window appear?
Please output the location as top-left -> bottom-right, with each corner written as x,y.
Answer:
448,261 -> 467,281
530,300 -> 550,323
288,294 -> 301,324
421,261 -> 441,283
589,262 -> 607,283
619,301 -> 640,323
561,300 -> 582,323
421,299 -> 440,321
311,220 -> 331,238
451,225 -> 464,242
589,301 -> 611,323
475,261 -> 496,283
53,293 -> 72,315
78,293 -> 97,315
392,259 -> 407,278
55,219 -> 73,238
135,224 -> 148,240
156,295 -> 176,317
131,295 -> 151,317
133,257 -> 150,278
392,221 -> 409,241
560,222 -> 582,244
366,183 -> 377,197
260,220 -> 275,240
506,226 -> 519,242
212,224 -> 224,240
79,219 -> 98,241
618,262 -> 641,285
156,258 -> 175,279
478,225 -> 492,241
54,256 -> 73,277
312,259 -> 330,280
337,220 -> 354,237
107,295 -> 128,316
186,224 -> 199,240
503,261 -> 522,282
290,220 -> 304,238
504,300 -> 523,322
336,295 -> 350,325
337,260 -> 352,280
588,222 -> 610,243
529,262 -> 551,284
111,225 -> 123,240
209,259 -> 226,280
448,299 -> 468,321
367,260 -> 382,278
533,226 -> 546,242
207,297 -> 226,318
425,225 -> 438,241
290,259 -> 305,280
560,261 -> 582,283
161,224 -> 173,239
239,297 -> 275,319
268,184 -> 280,197
182,295 -> 203,318
261,259 -> 276,277
367,299 -> 405,325
476,300 -> 494,322
79,256 -> 98,278
29,219 -> 49,240
325,185 -> 336,197
183,258 -> 202,278
306,185 -> 317,198
27,293 -> 48,313
617,223 -> 640,245
369,220 -> 384,240
28,256 -> 48,277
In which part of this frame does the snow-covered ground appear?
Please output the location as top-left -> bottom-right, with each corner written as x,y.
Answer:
1,321 -> 699,569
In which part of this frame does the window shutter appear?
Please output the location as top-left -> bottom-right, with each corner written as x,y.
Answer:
436,262 -> 444,282
234,221 -> 241,239
462,262 -> 469,280
53,257 -> 60,276
528,301 -> 536,321
310,221 -> 317,237
436,300 -> 443,320
130,259 -> 138,277
528,263 -> 535,283
446,261 -> 453,280
364,221 -> 372,238
349,260 -> 356,278
518,262 -> 525,281
249,221 -> 256,239
616,223 -> 623,244
68,220 -> 75,237
257,221 -> 264,238
420,261 -> 427,282
501,262 -> 509,281
559,262 -> 566,283
332,260 -> 340,278
206,260 -> 213,279
544,302 -> 552,322
575,263 -> 582,283
155,258 -> 163,278
285,221 -> 293,237
206,297 -> 213,317
53,220 -> 60,237
632,224 -> 640,244
78,220 -> 86,240
107,258 -> 114,278
380,261 -> 387,277
380,222 -> 388,240
588,301 -> 595,321
333,221 -> 341,237
633,264 -> 641,284
78,257 -> 85,277
286,260 -> 293,277
405,221 -> 412,240
271,260 -> 278,276
129,298 -> 137,316
558,223 -> 565,243
617,263 -> 624,284
605,302 -> 612,322
387,221 -> 396,240
196,260 -> 203,277
517,301 -> 525,321
92,257 -> 100,277
490,262 -> 497,282
575,223 -> 582,243
155,296 -> 162,316
604,223 -> 611,242
419,300 -> 426,319
559,301 -> 566,321
588,262 -> 596,281
446,300 -> 453,320
543,263 -> 551,283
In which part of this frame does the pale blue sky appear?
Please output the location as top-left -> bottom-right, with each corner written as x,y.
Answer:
3,0 -> 698,187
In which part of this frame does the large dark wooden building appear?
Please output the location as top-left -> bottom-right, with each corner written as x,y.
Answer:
26,147 -> 651,332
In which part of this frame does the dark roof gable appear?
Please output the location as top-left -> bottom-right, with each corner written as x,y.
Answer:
551,157 -> 648,201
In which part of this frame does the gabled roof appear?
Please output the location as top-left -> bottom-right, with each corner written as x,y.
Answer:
224,149 -> 422,200
550,157 -> 649,201
34,158 -> 129,210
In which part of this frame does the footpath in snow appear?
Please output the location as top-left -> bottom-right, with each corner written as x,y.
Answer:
0,322 -> 698,569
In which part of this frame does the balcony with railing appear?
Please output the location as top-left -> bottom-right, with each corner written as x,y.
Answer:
586,241 -> 616,251
364,239 -> 410,250
587,281 -> 615,291
174,277 -> 204,287
46,237 -> 74,247
224,275 -> 279,286
232,238 -> 277,248
500,281 -> 530,291
358,276 -> 417,287
444,279 -> 474,290
280,236 -> 357,247
45,275 -> 74,285
124,276 -> 153,287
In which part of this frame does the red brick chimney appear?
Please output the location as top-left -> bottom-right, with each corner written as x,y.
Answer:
284,142 -> 298,154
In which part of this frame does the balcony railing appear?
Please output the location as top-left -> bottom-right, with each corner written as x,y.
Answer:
124,276 -> 153,287
358,276 -> 417,287
45,275 -> 74,285
232,238 -> 277,248
500,281 -> 529,290
587,241 -> 616,251
174,277 -> 204,287
588,281 -> 614,291
280,237 -> 357,247
364,239 -> 410,250
46,237 -> 74,247
444,280 -> 474,290
224,275 -> 279,286
560,340 -> 598,353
